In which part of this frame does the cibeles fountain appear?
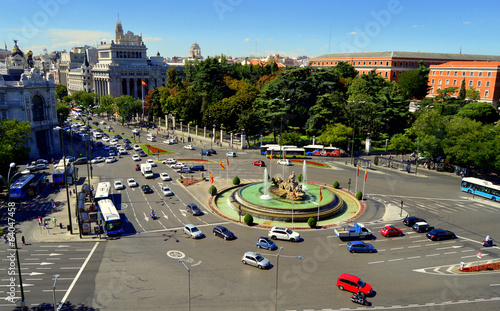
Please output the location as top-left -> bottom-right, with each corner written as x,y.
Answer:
227,170 -> 344,223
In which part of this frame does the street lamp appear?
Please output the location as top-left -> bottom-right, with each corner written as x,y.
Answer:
275,247 -> 302,311
347,100 -> 365,165
53,127 -> 73,234
179,259 -> 191,311
52,274 -> 60,311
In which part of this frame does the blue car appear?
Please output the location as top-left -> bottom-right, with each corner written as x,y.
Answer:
346,241 -> 376,253
200,150 -> 212,156
256,237 -> 277,250
123,138 -> 131,144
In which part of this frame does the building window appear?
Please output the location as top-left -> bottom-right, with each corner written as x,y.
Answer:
485,90 -> 489,98
445,80 -> 449,85
470,72 -> 474,76
440,71 -> 442,75
431,79 -> 435,84
479,72 -> 483,77
453,80 -> 457,86
454,71 -> 457,76
469,81 -> 473,87
488,72 -> 491,77
392,72 -> 396,78
31,95 -> 45,122
368,62 -> 371,65
486,81 -> 490,87
385,72 -> 388,78
363,62 -> 366,65
462,71 -> 465,76
386,61 -> 389,66
477,81 -> 481,87
430,87 -> 434,93
447,71 -> 450,75
438,79 -> 442,85
374,61 -> 377,65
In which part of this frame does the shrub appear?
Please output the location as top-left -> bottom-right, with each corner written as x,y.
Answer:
307,217 -> 317,228
356,191 -> 363,200
233,176 -> 241,185
298,173 -> 303,182
244,213 -> 253,226
333,181 -> 340,189
208,185 -> 217,196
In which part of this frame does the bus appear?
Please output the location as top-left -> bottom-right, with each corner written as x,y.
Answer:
260,144 -> 280,155
28,173 -> 47,197
97,199 -> 123,235
461,177 -> 500,201
70,108 -> 83,117
266,146 -> 305,159
94,182 -> 111,201
303,144 -> 324,156
52,163 -> 76,185
10,174 -> 35,200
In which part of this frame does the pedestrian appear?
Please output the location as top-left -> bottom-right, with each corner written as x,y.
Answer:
43,222 -> 47,229
21,236 -> 25,246
38,216 -> 42,226
53,217 -> 57,226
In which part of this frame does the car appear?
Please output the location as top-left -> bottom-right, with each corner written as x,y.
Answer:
106,156 -> 117,163
31,163 -> 48,171
190,165 -> 204,171
226,152 -> 236,157
133,144 -> 141,151
34,159 -> 48,164
108,150 -> 116,156
277,159 -> 292,166
176,167 -> 193,174
99,121 -> 106,125
426,229 -> 457,241
160,173 -> 171,181
123,138 -> 131,144
380,225 -> 403,237
169,139 -> 177,144
337,273 -> 373,296
102,137 -> 110,142
116,144 -> 122,149
147,137 -> 156,142
213,226 -> 235,240
241,252 -> 270,269
163,140 -> 173,145
93,132 -> 103,139
96,141 -> 104,147
161,186 -> 174,196
110,140 -> 118,146
346,241 -> 376,253
127,178 -> 137,187
208,149 -> 217,155
171,163 -> 186,169
252,160 -> 265,167
138,150 -> 147,157
104,145 -> 110,151
412,222 -> 434,233
162,158 -> 177,164
132,155 -> 141,161
184,145 -> 195,150
256,237 -> 277,250
92,121 -> 99,126
73,157 -> 88,165
186,203 -> 203,216
135,164 -> 140,171
91,156 -> 105,164
141,184 -> 153,194
114,135 -> 122,140
132,129 -> 140,134
146,159 -> 157,167
124,144 -> 133,150
184,224 -> 203,239
200,150 -> 212,156
118,148 -> 127,155
105,125 -> 113,130
403,215 -> 426,227
114,180 -> 125,190
268,227 -> 300,242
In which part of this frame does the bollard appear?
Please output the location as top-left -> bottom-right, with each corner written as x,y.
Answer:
59,223 -> 63,229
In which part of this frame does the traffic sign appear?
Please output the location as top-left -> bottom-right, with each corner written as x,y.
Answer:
477,251 -> 482,258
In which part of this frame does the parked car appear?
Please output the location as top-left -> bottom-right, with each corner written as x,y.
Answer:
114,180 -> 125,190
256,237 -> 277,250
241,252 -> 270,269
380,225 -> 403,237
160,173 -> 171,181
114,135 -> 122,140
252,160 -> 265,167
337,273 -> 373,296
132,129 -> 140,134
426,229 -> 456,241
403,215 -> 426,227
123,138 -> 131,144
208,149 -> 217,154
73,157 -> 88,165
213,226 -> 235,240
108,150 -> 116,156
133,144 -> 141,151
184,224 -> 203,239
161,186 -> 174,196
132,155 -> 141,161
346,241 -> 376,253
268,227 -> 300,242
186,203 -> 202,216
138,150 -> 147,157
127,178 -> 137,187
412,222 -> 434,233
226,152 -> 236,157
124,144 -> 133,150
141,184 -> 153,194
105,156 -> 117,163
91,156 -> 105,164
171,163 -> 186,169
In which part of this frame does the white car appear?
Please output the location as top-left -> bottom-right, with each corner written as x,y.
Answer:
268,226 -> 300,242
91,156 -> 105,163
108,150 -> 116,156
132,129 -> 140,134
106,156 -> 118,163
133,144 -> 141,151
105,125 -> 113,130
161,186 -> 174,196
277,159 -> 292,166
171,163 -> 186,169
127,178 -> 138,187
226,152 -> 236,157
132,155 -> 141,161
163,140 -> 172,145
146,159 -> 157,167
110,140 -> 118,146
118,148 -> 127,155
184,145 -> 195,150
147,137 -> 156,142
160,173 -> 171,181
114,180 -> 125,190
99,121 -> 106,125
102,137 -> 110,142
162,158 -> 177,164
94,132 -> 103,139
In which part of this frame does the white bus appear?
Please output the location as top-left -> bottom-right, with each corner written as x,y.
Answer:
97,199 -> 123,235
94,182 -> 111,201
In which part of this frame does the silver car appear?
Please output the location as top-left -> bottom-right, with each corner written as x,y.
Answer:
184,224 -> 203,239
241,252 -> 271,269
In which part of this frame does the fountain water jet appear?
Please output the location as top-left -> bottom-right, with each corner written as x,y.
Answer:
260,167 -> 272,200
302,160 -> 308,190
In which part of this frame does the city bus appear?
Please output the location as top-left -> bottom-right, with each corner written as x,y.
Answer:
94,182 -> 111,201
260,144 -> 280,155
97,199 -> 123,235
266,146 -> 305,159
52,162 -> 76,185
303,144 -> 324,156
461,177 -> 500,201
10,174 -> 35,200
28,173 -> 47,197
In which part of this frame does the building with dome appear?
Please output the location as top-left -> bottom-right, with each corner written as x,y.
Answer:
0,40 -> 60,160
189,43 -> 202,59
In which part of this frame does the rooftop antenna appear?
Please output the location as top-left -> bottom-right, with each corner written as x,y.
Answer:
460,46 -> 462,54
117,13 -> 120,22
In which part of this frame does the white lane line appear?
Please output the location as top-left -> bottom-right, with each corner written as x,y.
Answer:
444,251 -> 457,255
390,247 -> 404,250
490,284 -> 500,286
408,245 -> 422,248
368,261 -> 384,264
388,258 -> 404,262
56,242 -> 99,311
407,256 -> 421,259
426,254 -> 440,257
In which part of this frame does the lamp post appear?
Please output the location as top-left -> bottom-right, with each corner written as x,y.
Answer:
274,247 -> 302,311
52,274 -> 60,311
179,259 -> 191,311
347,100 -> 365,165
54,127 -> 73,234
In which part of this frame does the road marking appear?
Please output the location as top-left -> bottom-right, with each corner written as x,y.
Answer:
368,261 -> 384,264
408,245 -> 422,248
407,256 -> 421,259
388,258 -> 404,262
436,246 -> 462,250
426,254 -> 440,257
490,284 -> 500,286
390,247 -> 404,250
444,251 -> 457,255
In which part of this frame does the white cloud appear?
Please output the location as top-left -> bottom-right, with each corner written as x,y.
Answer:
463,21 -> 472,24
244,38 -> 251,42
143,37 -> 163,42
347,31 -> 357,35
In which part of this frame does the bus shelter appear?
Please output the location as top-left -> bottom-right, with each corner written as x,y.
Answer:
354,158 -> 372,169
374,156 -> 411,173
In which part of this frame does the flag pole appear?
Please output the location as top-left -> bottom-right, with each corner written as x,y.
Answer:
355,166 -> 359,194
362,168 -> 367,200
317,187 -> 320,222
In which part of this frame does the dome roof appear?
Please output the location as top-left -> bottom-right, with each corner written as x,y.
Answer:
11,43 -> 24,58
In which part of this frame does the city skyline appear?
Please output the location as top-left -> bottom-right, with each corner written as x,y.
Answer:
2,0 -> 500,59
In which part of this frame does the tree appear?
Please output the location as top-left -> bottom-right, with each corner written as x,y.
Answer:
98,95 -> 116,119
396,61 -> 430,100
115,95 -> 141,124
55,84 -> 68,101
465,87 -> 480,102
318,123 -> 352,148
457,102 -> 500,124
458,79 -> 466,100
56,102 -> 71,125
0,120 -> 32,177
280,131 -> 302,146
208,185 -> 217,196
389,134 -> 415,154
410,108 -> 447,158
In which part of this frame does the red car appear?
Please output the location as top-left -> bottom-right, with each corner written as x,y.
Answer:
135,164 -> 140,171
252,160 -> 265,167
337,273 -> 373,296
380,225 -> 403,237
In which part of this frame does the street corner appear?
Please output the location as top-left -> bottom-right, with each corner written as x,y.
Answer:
382,204 -> 406,222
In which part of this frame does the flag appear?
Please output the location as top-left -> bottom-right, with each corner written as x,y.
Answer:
364,168 -> 368,182
4,41 -> 6,50
357,166 -> 359,176
209,169 -> 213,183
220,159 -> 225,170
293,191 -> 297,201
226,157 -> 229,168
270,153 -> 273,160
141,80 -> 147,86
319,187 -> 323,202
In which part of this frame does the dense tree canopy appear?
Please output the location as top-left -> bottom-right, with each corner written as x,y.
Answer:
0,120 -> 31,177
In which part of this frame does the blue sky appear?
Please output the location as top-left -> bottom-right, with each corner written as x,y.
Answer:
2,0 -> 500,58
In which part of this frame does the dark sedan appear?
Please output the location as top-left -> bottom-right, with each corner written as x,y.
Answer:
138,150 -> 147,157
426,229 -> 457,241
403,215 -> 426,227
186,203 -> 203,216
123,138 -> 131,144
208,149 -> 217,155
141,184 -> 153,194
213,226 -> 235,240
